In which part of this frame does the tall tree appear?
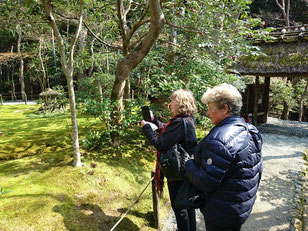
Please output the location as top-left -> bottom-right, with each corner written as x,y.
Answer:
40,0 -> 84,167
38,36 -> 48,93
17,27 -> 26,102
274,0 -> 296,120
274,0 -> 290,26
109,0 -> 165,146
83,0 -> 264,145
0,1 -> 30,101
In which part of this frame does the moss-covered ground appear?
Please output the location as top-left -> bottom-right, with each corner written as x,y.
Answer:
0,104 -> 170,231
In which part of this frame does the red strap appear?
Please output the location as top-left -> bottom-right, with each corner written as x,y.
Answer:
154,117 -> 176,192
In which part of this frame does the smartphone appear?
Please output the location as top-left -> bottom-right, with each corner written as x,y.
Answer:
141,106 -> 152,121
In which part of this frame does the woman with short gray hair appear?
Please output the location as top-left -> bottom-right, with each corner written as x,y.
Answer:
201,83 -> 243,117
183,83 -> 263,231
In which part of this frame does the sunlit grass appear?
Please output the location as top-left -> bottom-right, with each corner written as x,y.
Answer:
0,105 -> 169,231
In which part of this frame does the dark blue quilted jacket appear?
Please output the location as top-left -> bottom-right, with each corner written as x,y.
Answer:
185,116 -> 263,227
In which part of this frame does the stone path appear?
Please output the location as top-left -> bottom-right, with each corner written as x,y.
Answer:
161,117 -> 308,231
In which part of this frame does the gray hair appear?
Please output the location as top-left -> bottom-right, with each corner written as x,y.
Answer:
201,83 -> 242,115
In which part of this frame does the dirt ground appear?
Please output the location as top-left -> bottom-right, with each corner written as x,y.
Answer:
162,117 -> 308,231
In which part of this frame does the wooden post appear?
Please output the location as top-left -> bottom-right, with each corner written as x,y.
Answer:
245,88 -> 250,115
253,76 -> 260,125
262,77 -> 270,123
0,94 -> 3,105
151,171 -> 160,229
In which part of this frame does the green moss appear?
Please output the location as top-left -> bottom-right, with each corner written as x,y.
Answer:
234,42 -> 308,72
283,37 -> 298,42
0,105 -> 170,231
279,52 -> 305,67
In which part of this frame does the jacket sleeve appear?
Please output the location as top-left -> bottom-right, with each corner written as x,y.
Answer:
185,139 -> 233,194
142,118 -> 184,152
152,117 -> 165,132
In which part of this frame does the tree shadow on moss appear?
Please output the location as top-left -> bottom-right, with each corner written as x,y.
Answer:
2,193 -> 142,231
53,203 -> 140,231
118,207 -> 157,228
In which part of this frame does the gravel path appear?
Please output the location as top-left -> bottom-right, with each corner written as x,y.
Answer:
1,101 -> 37,105
162,117 -> 308,231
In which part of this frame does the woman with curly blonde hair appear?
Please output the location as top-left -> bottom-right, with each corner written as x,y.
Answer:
141,89 -> 197,231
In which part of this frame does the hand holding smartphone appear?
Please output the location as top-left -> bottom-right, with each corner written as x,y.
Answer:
141,106 -> 158,131
141,106 -> 152,122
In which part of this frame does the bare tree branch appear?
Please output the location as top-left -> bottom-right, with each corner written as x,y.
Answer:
286,0 -> 290,23
53,10 -> 78,22
117,0 -> 129,49
126,5 -> 150,42
274,0 -> 290,26
69,0 -> 84,70
83,21 -> 122,50
128,33 -> 147,50
158,38 -> 181,48
275,0 -> 284,11
166,20 -> 208,36
123,0 -> 132,18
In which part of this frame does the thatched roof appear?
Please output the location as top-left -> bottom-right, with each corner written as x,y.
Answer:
39,88 -> 61,97
231,25 -> 308,77
0,53 -> 20,64
0,52 -> 32,65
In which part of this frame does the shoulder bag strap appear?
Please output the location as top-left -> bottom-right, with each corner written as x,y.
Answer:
182,118 -> 188,150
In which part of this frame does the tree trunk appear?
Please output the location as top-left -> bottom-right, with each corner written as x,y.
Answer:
11,75 -> 17,101
124,79 -> 130,100
38,37 -> 47,93
66,74 -> 82,166
281,101 -> 289,120
110,0 -> 165,146
167,25 -> 176,65
77,27 -> 87,91
97,80 -> 103,99
51,29 -> 57,69
41,0 -> 84,167
253,76 -> 260,125
17,28 -> 25,101
275,0 -> 290,26
299,79 -> 308,122
88,37 -> 96,77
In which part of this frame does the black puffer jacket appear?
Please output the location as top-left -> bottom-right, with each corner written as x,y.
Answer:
185,116 -> 263,227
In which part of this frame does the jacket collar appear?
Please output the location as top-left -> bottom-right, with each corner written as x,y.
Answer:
216,115 -> 245,127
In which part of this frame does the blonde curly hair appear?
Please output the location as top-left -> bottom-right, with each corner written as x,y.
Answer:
170,89 -> 197,116
201,83 -> 242,115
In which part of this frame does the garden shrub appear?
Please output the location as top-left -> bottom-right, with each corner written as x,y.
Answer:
80,95 -> 147,150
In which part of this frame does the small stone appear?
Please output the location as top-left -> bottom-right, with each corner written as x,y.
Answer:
81,210 -> 93,215
294,218 -> 302,229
